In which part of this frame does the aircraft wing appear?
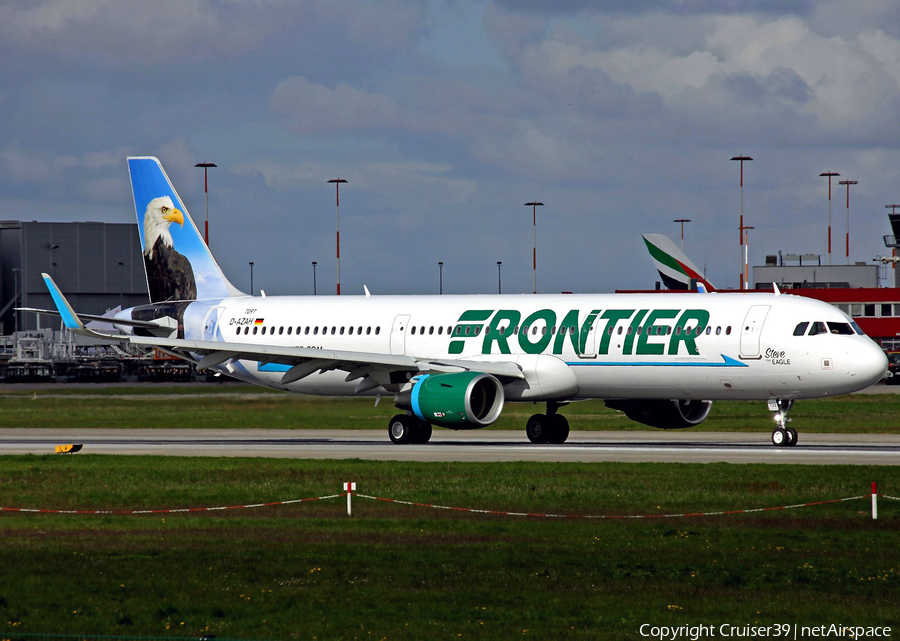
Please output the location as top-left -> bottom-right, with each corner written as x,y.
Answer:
128,335 -> 525,391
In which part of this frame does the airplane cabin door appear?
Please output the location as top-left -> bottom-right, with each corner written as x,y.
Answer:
202,306 -> 226,342
739,305 -> 770,359
391,314 -> 410,355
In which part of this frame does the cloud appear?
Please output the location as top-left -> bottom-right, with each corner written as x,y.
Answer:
270,76 -> 404,135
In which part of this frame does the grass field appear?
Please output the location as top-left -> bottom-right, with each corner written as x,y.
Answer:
2,382 -> 900,433
1,456 -> 899,640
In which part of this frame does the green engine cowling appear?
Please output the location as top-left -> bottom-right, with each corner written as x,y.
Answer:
395,372 -> 505,428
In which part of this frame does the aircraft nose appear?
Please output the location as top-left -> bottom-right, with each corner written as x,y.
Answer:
851,340 -> 888,388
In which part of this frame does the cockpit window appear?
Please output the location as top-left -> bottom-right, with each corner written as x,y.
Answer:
793,322 -> 809,336
850,321 -> 864,335
827,322 -> 854,335
808,321 -> 828,336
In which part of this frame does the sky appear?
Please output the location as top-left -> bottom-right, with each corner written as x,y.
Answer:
2,0 -> 899,298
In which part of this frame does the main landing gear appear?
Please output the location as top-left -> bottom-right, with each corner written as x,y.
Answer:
525,402 -> 570,445
768,399 -> 798,447
388,414 -> 433,445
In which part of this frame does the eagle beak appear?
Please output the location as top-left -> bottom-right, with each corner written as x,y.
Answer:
163,207 -> 184,227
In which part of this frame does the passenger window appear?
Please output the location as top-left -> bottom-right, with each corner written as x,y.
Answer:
827,322 -> 854,335
429,327 -> 434,335
725,326 -> 731,336
348,327 -> 354,335
793,322 -> 809,336
358,327 -> 362,334
376,327 -> 381,335
340,327 -> 345,335
253,326 -> 258,335
279,327 -> 284,335
366,327 -> 371,335
438,326 -> 443,335
808,322 -> 827,336
411,326 -> 416,335
305,327 -> 310,335
236,327 -> 241,335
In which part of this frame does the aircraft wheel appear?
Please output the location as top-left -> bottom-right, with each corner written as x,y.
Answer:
771,428 -> 788,447
411,420 -> 433,444
389,415 -> 414,444
786,427 -> 798,447
547,414 -> 570,444
526,414 -> 548,444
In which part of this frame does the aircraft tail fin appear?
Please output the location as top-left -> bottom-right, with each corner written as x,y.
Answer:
127,157 -> 244,303
642,233 -> 715,292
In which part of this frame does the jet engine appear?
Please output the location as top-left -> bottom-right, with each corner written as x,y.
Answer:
604,399 -> 712,429
396,372 -> 504,428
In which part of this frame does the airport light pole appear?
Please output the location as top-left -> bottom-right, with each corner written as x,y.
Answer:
731,156 -> 752,290
328,178 -> 348,295
195,162 -> 217,247
820,171 -> 840,265
525,202 -> 544,294
312,261 -> 317,296
438,262 -> 443,295
839,180 -> 858,265
740,225 -> 755,289
673,219 -> 692,253
249,262 -> 254,296
497,261 -> 502,294
11,268 -> 19,334
118,261 -> 124,308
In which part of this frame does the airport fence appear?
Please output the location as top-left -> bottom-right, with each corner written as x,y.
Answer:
1,482 -> 895,520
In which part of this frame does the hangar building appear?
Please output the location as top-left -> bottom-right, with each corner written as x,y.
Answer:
0,220 -> 150,334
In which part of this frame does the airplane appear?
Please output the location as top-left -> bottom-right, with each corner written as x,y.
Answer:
642,233 -> 715,291
23,157 -> 887,447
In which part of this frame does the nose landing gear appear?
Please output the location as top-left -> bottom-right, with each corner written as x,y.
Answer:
768,399 -> 798,447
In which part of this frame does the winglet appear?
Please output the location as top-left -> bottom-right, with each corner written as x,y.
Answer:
42,273 -> 85,331
41,273 -> 115,338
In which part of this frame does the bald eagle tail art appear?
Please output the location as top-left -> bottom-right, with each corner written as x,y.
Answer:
128,157 -> 242,303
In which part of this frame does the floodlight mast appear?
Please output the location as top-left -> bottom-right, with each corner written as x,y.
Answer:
838,180 -> 858,265
731,156 -> 752,289
673,218 -> 692,253
820,172 -> 840,265
328,178 -> 348,295
194,162 -> 217,247
525,202 -> 544,294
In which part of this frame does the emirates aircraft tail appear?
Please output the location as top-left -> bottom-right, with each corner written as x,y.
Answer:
642,234 -> 715,292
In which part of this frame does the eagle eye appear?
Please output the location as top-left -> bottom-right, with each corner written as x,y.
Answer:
161,206 -> 168,213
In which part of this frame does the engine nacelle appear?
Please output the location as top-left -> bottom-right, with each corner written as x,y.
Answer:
605,399 -> 712,429
396,372 -> 505,428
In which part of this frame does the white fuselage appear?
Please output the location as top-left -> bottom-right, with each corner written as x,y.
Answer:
130,290 -> 886,403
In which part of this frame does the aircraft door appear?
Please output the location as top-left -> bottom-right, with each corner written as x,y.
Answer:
739,305 -> 770,359
202,306 -> 227,342
390,314 -> 410,355
578,320 -> 599,358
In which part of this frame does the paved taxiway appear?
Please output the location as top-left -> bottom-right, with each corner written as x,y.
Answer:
2,429 -> 899,464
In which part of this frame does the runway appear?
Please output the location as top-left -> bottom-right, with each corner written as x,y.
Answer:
2,428 -> 900,464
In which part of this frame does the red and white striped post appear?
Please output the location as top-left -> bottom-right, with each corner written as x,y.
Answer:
344,481 -> 356,516
872,482 -> 878,520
